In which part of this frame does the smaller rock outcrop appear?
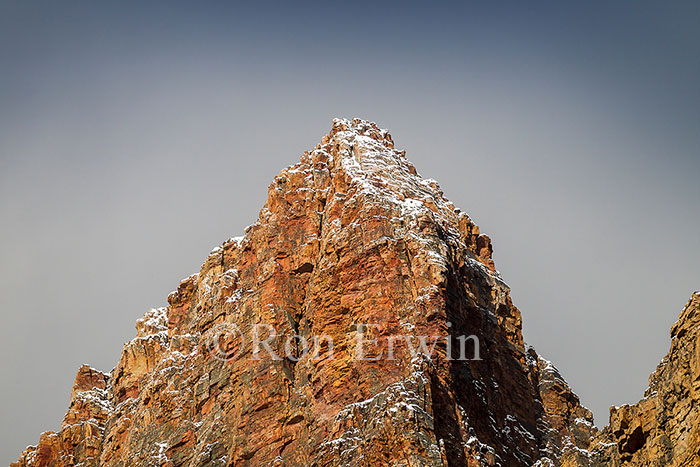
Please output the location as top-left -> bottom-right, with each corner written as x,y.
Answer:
531,351 -> 597,466
12,365 -> 111,467
571,292 -> 700,466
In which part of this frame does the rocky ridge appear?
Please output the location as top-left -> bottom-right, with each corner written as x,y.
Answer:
12,119 -> 697,466
563,292 -> 700,466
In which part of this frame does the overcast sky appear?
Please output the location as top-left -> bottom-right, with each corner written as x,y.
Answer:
1,1 -> 699,463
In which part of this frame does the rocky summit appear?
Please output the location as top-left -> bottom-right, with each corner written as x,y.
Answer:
13,119 -> 699,466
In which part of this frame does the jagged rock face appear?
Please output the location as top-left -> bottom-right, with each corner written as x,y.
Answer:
13,119 -> 597,466
533,353 -> 597,466
569,292 -> 700,467
13,365 -> 110,467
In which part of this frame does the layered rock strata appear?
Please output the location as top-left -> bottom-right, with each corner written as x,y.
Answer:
14,119 -> 695,467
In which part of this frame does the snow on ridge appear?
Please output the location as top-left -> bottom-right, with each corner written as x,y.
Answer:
136,307 -> 169,338
330,123 -> 464,244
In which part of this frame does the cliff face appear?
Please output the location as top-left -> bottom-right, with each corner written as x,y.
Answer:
566,292 -> 700,467
11,119 -> 696,467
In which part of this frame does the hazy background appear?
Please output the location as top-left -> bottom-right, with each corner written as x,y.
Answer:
1,0 -> 699,462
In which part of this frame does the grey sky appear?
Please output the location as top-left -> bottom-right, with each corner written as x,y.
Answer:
1,1 -> 699,463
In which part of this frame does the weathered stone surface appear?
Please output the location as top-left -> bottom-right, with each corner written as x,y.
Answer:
568,292 -> 700,467
13,118 -> 697,466
12,365 -> 110,467
531,351 -> 597,466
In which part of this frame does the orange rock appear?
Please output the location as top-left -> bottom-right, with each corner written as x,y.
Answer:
14,119 -> 697,467
575,292 -> 700,466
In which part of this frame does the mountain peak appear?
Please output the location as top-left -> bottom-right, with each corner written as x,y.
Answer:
325,117 -> 395,149
13,120 -> 698,467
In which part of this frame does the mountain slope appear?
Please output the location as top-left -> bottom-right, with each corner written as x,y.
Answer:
15,119 -> 695,467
